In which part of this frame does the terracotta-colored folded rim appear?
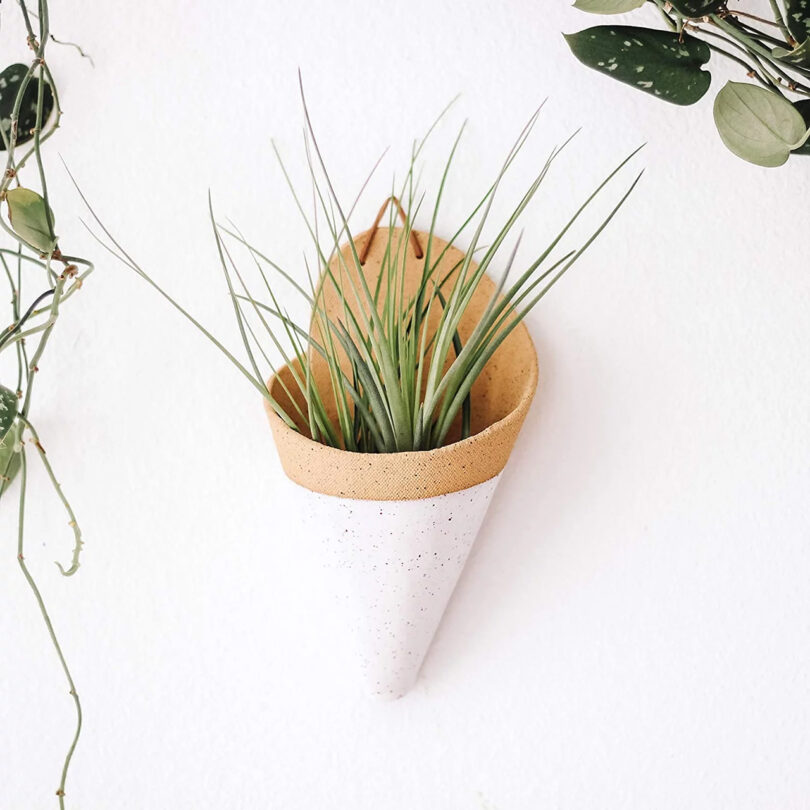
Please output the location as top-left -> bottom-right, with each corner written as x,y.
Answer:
262,227 -> 539,501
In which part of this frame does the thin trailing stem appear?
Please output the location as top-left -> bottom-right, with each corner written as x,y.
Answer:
18,416 -> 83,575
0,2 -> 94,806
16,448 -> 83,810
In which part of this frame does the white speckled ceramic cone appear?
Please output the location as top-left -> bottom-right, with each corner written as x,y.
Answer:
265,224 -> 538,698
286,474 -> 502,698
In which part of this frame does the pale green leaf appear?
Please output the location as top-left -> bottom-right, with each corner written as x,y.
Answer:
572,0 -> 646,14
5,187 -> 57,253
713,81 -> 810,167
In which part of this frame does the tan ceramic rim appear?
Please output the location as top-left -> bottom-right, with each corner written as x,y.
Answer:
264,347 -> 537,500
263,226 -> 539,500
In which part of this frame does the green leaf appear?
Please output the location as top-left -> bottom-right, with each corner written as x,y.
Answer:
0,388 -> 19,498
0,63 -> 55,152
785,0 -> 810,42
713,81 -> 810,167
772,37 -> 810,66
0,421 -> 20,496
793,99 -> 810,154
668,0 -> 725,16
572,0 -> 646,13
5,187 -> 57,253
564,26 -> 712,106
0,384 -> 17,440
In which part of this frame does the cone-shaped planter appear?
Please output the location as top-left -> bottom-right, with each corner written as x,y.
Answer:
265,217 -> 538,699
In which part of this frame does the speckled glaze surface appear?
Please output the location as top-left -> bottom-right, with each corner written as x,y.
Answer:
287,473 -> 502,699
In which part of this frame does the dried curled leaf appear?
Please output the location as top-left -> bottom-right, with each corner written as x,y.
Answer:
5,187 -> 57,253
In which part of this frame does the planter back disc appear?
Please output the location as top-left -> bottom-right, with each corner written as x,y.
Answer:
265,224 -> 538,699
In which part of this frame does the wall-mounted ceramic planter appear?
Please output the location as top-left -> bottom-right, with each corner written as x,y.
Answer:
265,224 -> 538,699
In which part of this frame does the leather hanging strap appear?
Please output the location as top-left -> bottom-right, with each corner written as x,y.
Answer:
358,196 -> 424,265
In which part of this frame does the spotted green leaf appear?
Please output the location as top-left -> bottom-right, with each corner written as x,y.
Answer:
572,0 -> 646,13
0,420 -> 20,496
668,0 -> 725,16
713,81 -> 810,167
5,187 -> 57,253
0,63 -> 55,152
0,384 -> 17,440
772,38 -> 810,66
564,26 -> 711,106
785,0 -> 810,42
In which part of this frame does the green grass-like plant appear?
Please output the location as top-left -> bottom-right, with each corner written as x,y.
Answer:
83,80 -> 642,455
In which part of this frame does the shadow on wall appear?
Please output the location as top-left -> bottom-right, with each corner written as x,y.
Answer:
420,321 -> 621,687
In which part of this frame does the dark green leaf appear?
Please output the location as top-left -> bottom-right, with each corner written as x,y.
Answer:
785,0 -> 810,42
0,385 -> 17,440
0,63 -> 54,152
564,26 -> 712,105
668,0 -> 725,16
793,99 -> 810,154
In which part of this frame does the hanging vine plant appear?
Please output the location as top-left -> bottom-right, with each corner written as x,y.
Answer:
564,0 -> 810,166
0,2 -> 94,808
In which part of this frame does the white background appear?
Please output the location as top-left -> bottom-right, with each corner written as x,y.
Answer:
2,1 -> 809,808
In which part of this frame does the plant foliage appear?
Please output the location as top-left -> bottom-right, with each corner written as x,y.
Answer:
564,0 -> 810,166
564,26 -> 711,105
0,2 -> 94,807
82,81 -> 642,454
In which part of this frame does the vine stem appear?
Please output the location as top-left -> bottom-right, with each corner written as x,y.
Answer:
767,0 -> 795,45
16,447 -> 82,810
698,18 -> 810,94
726,7 -> 785,29
21,266 -> 64,418
2,3 -> 89,807
18,415 -> 84,575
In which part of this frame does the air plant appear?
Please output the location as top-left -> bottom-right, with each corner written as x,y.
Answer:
564,0 -> 810,167
82,83 -> 642,455
0,2 -> 94,808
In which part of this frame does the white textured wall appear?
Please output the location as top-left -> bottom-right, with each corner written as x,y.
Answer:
2,1 -> 809,808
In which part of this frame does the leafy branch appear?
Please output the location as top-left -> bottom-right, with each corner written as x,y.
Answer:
564,0 -> 810,166
0,1 -> 94,807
